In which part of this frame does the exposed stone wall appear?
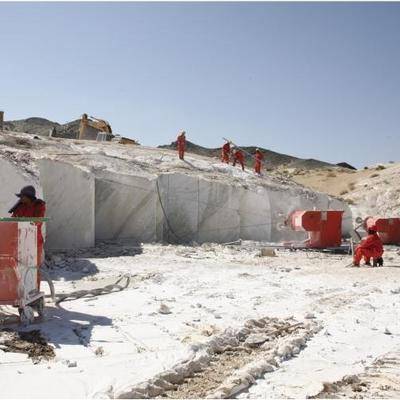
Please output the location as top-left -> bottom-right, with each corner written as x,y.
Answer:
38,160 -> 352,250
39,160 -> 95,249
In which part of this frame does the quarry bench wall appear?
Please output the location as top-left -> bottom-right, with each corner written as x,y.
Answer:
36,159 -> 352,250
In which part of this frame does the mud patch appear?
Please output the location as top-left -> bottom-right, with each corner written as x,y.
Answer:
0,329 -> 55,363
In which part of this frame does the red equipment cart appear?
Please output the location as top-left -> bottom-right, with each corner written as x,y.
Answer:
364,216 -> 400,245
0,217 -> 47,325
288,210 -> 344,249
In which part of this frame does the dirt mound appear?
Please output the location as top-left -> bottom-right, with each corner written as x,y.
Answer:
159,140 -> 334,170
0,329 -> 55,363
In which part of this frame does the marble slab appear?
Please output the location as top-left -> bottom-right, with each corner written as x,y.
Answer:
39,159 -> 95,249
95,173 -> 158,242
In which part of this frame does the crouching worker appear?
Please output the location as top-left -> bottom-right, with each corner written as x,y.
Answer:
353,226 -> 384,267
9,186 -> 46,270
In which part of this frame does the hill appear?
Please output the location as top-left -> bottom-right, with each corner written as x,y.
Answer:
3,117 -> 353,170
160,140 -> 337,170
4,117 -> 80,139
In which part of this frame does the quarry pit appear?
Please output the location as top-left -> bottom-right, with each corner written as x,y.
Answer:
1,131 -> 400,399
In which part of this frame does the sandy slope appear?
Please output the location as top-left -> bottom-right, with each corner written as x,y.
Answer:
292,163 -> 400,220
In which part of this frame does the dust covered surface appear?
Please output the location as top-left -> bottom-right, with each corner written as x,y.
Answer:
312,352 -> 400,399
0,329 -> 55,363
162,319 -> 308,399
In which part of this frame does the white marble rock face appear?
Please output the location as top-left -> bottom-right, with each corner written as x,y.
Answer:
39,159 -> 95,249
0,158 -> 42,218
37,160 -> 352,249
95,173 -> 158,242
197,179 -> 240,244
157,173 -> 200,244
239,187 -> 272,242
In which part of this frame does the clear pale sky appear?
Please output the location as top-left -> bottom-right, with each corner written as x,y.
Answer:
1,2 -> 399,167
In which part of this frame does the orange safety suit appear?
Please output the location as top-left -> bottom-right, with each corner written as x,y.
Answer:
221,143 -> 230,163
177,134 -> 186,160
354,232 -> 384,266
233,150 -> 245,171
254,150 -> 264,174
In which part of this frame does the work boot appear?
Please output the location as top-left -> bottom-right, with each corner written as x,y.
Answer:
365,261 -> 371,266
353,262 -> 360,267
377,257 -> 384,267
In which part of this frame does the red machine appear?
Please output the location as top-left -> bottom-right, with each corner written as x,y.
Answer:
288,210 -> 344,249
364,217 -> 400,245
0,219 -> 46,325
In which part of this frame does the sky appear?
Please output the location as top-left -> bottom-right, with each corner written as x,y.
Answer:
0,2 -> 399,167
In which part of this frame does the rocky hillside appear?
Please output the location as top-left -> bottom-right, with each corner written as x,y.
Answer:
290,162 -> 400,219
3,117 -> 80,139
160,140 -> 343,170
3,117 -> 353,170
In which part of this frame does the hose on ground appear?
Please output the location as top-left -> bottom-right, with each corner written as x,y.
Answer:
55,273 -> 131,305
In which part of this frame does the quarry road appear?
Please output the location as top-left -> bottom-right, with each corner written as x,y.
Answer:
1,242 -> 400,399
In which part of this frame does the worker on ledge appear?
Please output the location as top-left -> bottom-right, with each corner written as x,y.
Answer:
353,226 -> 384,267
254,148 -> 264,175
9,186 -> 46,268
221,140 -> 231,163
177,130 -> 186,160
232,147 -> 245,171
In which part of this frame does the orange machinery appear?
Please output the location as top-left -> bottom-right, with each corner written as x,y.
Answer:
0,218 -> 47,325
287,210 -> 344,249
364,217 -> 400,245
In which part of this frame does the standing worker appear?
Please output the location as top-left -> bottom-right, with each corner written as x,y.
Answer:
9,186 -> 46,269
353,226 -> 384,267
254,148 -> 264,175
221,141 -> 231,163
177,130 -> 186,160
232,147 -> 245,171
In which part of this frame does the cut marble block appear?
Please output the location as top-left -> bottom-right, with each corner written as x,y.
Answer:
197,179 -> 240,243
157,173 -> 199,243
39,159 -> 95,249
0,158 -> 41,218
95,173 -> 158,242
239,186 -> 272,241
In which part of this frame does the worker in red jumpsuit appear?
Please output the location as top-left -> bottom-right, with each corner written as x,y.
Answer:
221,141 -> 231,163
9,186 -> 46,269
254,148 -> 264,175
177,130 -> 186,160
232,148 -> 245,171
353,226 -> 384,267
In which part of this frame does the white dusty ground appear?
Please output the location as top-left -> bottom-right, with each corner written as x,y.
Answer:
1,241 -> 400,399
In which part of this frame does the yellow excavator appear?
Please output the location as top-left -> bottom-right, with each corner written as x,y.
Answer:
78,114 -> 113,140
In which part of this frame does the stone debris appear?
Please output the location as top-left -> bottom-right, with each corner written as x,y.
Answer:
159,303 -> 172,315
312,352 -> 400,399
113,316 -> 320,399
0,329 -> 55,363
